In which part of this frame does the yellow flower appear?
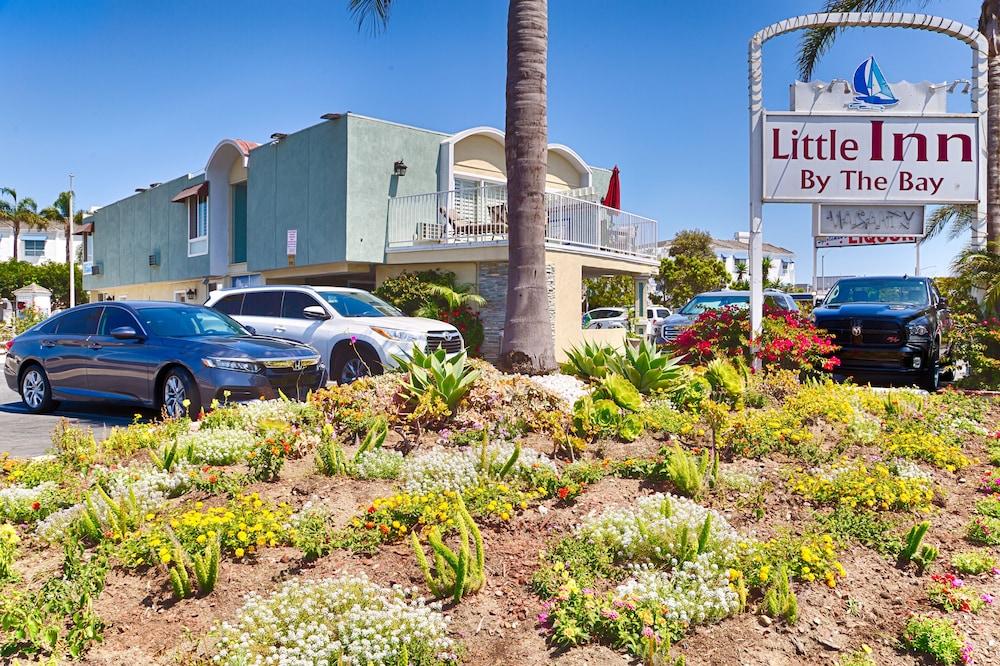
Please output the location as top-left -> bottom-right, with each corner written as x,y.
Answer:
144,513 -> 155,521
197,534 -> 207,545
235,547 -> 245,557
238,531 -> 249,542
500,512 -> 510,521
159,548 -> 172,564
759,565 -> 771,583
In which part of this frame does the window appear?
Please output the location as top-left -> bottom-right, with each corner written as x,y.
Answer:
55,307 -> 103,335
213,293 -> 245,316
241,291 -> 283,317
98,307 -> 141,336
136,306 -> 246,338
187,191 -> 208,256
281,291 -> 323,319
318,291 -> 402,317
23,239 -> 45,258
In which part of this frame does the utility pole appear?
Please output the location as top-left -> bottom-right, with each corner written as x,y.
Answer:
68,174 -> 75,309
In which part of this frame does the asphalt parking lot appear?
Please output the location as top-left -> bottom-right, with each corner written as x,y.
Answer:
0,379 -> 143,459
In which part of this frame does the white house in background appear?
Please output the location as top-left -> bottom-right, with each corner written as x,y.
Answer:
655,231 -> 796,286
0,227 -> 82,265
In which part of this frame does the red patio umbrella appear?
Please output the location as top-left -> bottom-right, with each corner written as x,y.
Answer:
601,165 -> 621,210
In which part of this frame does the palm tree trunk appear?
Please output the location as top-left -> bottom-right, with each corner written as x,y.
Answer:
985,1 -> 1000,253
11,222 -> 19,261
499,0 -> 555,373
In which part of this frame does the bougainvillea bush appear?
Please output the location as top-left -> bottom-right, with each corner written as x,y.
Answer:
669,305 -> 839,373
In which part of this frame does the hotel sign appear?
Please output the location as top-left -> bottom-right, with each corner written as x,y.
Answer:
763,114 -> 979,203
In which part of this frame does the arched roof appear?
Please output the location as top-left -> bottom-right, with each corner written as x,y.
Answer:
205,138 -> 259,170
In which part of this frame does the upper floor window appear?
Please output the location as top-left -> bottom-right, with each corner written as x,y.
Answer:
188,192 -> 208,257
23,239 -> 46,258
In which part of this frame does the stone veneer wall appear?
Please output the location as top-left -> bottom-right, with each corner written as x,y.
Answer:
476,261 -> 556,362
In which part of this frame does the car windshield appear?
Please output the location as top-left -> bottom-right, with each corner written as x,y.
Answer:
319,291 -> 402,317
137,306 -> 248,338
825,279 -> 929,306
679,295 -> 749,315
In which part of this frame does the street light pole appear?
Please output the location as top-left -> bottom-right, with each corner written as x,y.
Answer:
68,174 -> 75,309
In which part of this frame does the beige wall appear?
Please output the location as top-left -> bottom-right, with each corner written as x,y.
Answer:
546,150 -> 581,191
228,160 -> 247,185
454,135 -> 506,181
376,262 -> 479,290
89,278 -> 205,303
545,248 -> 655,362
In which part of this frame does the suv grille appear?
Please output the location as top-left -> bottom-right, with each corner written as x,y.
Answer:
818,318 -> 904,346
425,331 -> 464,354
660,325 -> 687,341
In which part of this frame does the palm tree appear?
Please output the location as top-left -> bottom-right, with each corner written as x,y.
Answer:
0,188 -> 48,261
953,240 -> 1000,309
349,0 -> 556,373
798,0 -> 1000,254
40,191 -> 83,264
414,283 -> 487,319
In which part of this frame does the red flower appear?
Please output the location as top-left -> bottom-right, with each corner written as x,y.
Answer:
30,501 -> 40,511
367,505 -> 376,514
557,487 -> 570,500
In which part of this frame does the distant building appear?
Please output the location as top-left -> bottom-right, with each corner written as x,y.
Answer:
0,227 -> 82,265
655,231 -> 796,286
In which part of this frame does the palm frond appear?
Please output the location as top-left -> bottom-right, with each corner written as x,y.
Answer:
797,0 -> 921,80
952,241 -> 1000,310
922,204 -> 977,244
348,0 -> 392,34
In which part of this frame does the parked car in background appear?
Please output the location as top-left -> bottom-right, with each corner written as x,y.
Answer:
206,285 -> 464,384
812,276 -> 952,391
582,307 -> 629,330
656,289 -> 798,343
4,301 -> 324,416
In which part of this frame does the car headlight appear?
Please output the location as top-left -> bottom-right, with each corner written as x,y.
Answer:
203,357 -> 261,373
906,320 -> 930,338
370,327 -> 426,344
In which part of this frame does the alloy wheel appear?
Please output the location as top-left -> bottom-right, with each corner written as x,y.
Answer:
339,357 -> 369,384
163,375 -> 187,417
22,369 -> 45,409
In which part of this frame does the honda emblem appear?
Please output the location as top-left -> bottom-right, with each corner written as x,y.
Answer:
293,360 -> 302,371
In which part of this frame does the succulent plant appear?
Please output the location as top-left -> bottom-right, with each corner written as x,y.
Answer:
609,340 -> 684,394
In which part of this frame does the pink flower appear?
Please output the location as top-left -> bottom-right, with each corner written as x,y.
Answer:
951,577 -> 965,589
350,335 -> 357,344
960,643 -> 974,664
981,593 -> 994,605
536,611 -> 550,625
601,608 -> 620,620
642,626 -> 655,639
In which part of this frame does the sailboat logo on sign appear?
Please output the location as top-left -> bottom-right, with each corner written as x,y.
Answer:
849,56 -> 899,110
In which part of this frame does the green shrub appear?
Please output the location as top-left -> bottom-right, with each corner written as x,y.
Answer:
561,341 -> 616,381
658,444 -> 714,499
411,495 -> 485,603
608,340 -> 683,394
167,531 -> 221,600
592,374 -> 642,412
950,549 -> 997,575
763,566 -> 799,624
898,521 -> 937,574
901,615 -> 969,665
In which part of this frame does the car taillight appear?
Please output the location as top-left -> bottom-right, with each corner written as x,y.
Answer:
4,339 -> 13,352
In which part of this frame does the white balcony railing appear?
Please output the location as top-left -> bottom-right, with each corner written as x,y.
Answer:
387,184 -> 657,259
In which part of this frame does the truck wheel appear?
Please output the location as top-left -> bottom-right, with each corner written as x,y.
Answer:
921,344 -> 941,392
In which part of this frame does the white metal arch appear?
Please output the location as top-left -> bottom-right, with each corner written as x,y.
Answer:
747,12 -> 988,350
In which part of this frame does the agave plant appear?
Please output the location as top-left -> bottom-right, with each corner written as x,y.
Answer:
560,340 -> 617,381
703,357 -> 747,406
609,340 -> 684,394
393,347 -> 480,412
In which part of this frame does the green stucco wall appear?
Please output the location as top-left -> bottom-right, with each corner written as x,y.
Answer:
590,166 -> 612,201
344,115 -> 444,263
246,118 -> 348,272
84,173 -> 209,292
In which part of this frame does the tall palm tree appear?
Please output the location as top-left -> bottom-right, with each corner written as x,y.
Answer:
40,191 -> 83,264
798,0 -> 1000,254
0,188 -> 47,261
349,0 -> 556,373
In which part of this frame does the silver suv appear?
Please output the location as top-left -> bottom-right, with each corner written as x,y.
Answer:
205,286 -> 464,383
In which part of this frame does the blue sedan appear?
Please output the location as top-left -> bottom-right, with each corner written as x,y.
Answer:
4,301 -> 325,417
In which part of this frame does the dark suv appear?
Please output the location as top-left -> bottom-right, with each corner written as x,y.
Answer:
813,276 -> 952,390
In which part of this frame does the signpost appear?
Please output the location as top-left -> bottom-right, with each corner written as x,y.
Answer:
748,12 -> 988,368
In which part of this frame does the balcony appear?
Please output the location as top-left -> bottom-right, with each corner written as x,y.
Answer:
387,185 -> 657,260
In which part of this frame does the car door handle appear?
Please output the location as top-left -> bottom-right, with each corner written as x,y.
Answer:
274,327 -> 286,333
88,342 -> 103,350
41,340 -> 56,348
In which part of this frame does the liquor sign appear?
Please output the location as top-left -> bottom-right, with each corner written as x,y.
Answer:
763,113 -> 979,203
815,235 -> 920,248
817,204 -> 924,236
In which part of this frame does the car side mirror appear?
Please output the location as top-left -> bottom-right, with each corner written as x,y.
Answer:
303,305 -> 330,320
938,297 -> 948,308
244,325 -> 257,335
110,326 -> 141,340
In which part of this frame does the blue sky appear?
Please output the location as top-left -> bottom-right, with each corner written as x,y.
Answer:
0,0 -> 984,282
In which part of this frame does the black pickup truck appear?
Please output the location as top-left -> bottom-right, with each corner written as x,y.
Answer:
813,276 -> 952,391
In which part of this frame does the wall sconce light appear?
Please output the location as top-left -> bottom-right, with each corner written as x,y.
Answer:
270,132 -> 288,141
947,79 -> 972,94
829,79 -> 852,94
393,159 -> 407,177
185,287 -> 198,299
